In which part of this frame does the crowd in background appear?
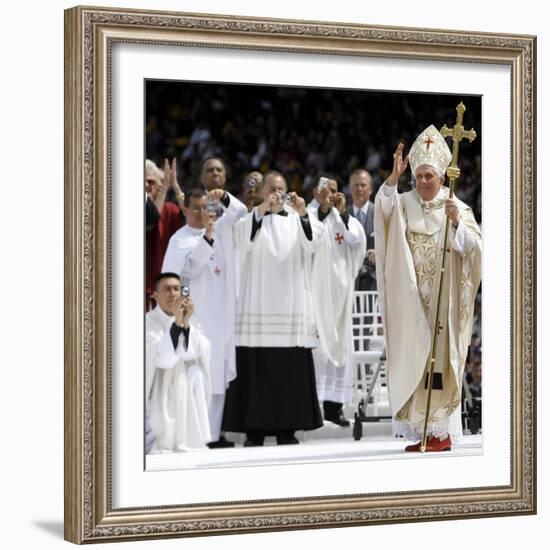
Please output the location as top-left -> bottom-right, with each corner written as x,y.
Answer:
146,82 -> 481,224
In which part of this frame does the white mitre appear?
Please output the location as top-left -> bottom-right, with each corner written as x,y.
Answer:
409,125 -> 452,178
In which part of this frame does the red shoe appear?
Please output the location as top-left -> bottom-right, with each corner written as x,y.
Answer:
404,435 -> 452,452
405,439 -> 427,452
426,435 -> 452,452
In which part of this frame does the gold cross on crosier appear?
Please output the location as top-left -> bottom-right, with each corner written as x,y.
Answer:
439,102 -> 477,182
420,102 -> 477,453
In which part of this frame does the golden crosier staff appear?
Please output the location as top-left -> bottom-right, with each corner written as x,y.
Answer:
420,102 -> 477,453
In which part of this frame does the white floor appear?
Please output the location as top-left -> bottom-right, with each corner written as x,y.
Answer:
146,420 -> 483,471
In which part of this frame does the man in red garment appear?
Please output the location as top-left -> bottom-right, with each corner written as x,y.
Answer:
145,158 -> 185,308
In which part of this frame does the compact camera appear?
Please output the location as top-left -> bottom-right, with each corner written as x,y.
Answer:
206,201 -> 219,214
318,176 -> 330,191
181,285 -> 190,297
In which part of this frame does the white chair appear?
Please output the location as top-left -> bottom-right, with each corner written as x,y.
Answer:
351,291 -> 389,420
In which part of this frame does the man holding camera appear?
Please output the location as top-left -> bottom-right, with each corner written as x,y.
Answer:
222,171 -> 327,446
162,187 -> 247,448
146,273 -> 212,452
308,175 -> 366,427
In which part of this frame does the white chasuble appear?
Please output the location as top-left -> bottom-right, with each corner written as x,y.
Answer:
374,184 -> 481,437
234,207 -> 326,348
162,192 -> 246,394
146,306 -> 212,452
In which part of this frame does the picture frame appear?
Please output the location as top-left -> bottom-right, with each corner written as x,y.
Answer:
64,5 -> 536,544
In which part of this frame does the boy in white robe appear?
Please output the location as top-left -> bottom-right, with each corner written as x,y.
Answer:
307,175 -> 366,426
162,188 -> 247,448
146,273 -> 212,453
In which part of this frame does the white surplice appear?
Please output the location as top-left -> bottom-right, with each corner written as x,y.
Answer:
309,205 -> 366,367
374,183 -> 481,441
308,204 -> 365,404
146,306 -> 212,452
234,206 -> 327,347
162,193 -> 246,395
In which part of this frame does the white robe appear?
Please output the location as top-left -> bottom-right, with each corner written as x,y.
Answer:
309,205 -> 366,367
308,205 -> 365,404
146,306 -> 212,452
375,184 -> 481,440
234,206 -> 327,347
162,192 -> 247,394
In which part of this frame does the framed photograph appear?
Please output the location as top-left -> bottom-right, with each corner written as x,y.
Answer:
64,5 -> 536,544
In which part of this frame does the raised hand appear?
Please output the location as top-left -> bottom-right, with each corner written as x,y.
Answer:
288,192 -> 306,216
160,158 -> 171,195
387,143 -> 410,186
201,208 -> 216,239
261,192 -> 285,215
175,296 -> 194,328
318,185 -> 333,212
207,188 -> 225,202
334,192 -> 346,214
165,158 -> 185,208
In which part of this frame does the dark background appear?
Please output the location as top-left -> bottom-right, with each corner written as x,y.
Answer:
145,80 -> 482,223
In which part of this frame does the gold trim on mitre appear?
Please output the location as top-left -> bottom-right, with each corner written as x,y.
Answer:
409,125 -> 452,178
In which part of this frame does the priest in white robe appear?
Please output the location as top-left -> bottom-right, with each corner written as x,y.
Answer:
307,176 -> 366,426
162,188 -> 247,448
222,170 -> 328,446
374,125 -> 481,452
146,273 -> 212,453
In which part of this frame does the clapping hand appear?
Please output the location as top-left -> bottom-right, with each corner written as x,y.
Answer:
162,159 -> 173,193
164,157 -> 185,206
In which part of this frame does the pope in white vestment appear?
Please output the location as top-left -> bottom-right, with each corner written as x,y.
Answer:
307,177 -> 366,425
162,189 -> 247,446
374,126 -> 482,451
146,274 -> 212,452
222,171 -> 327,446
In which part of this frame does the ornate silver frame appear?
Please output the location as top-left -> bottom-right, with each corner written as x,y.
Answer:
64,5 -> 536,544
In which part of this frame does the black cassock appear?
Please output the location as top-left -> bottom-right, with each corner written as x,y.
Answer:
222,346 -> 323,435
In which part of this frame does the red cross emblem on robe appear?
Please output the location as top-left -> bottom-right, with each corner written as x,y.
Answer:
214,267 -> 221,276
335,233 -> 344,244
